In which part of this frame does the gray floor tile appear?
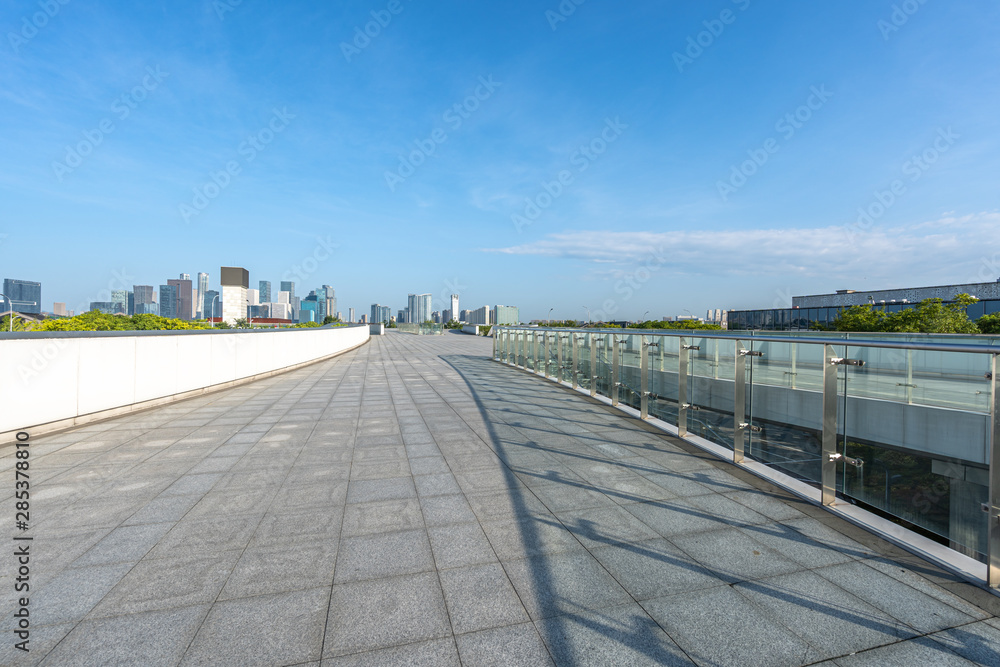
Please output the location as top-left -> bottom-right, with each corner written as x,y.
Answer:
90,551 -> 240,617
671,526 -> 806,584
835,635 -> 978,666
590,538 -> 725,601
501,551 -> 632,620
324,573 -> 451,657
31,562 -> 135,627
536,602 -> 693,666
321,638 -> 461,666
455,623 -> 554,667
643,585 -> 819,666
341,498 -> 424,537
735,571 -> 917,659
335,529 -> 435,583
220,542 -> 339,599
347,477 -> 417,503
71,522 -> 174,567
427,522 -> 498,569
926,620 -> 1000,665
439,563 -> 529,634
182,588 -> 329,666
419,494 -> 478,527
813,560 -> 981,635
42,605 -> 209,667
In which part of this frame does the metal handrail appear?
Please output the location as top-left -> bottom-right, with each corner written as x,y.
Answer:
498,326 -> 1000,355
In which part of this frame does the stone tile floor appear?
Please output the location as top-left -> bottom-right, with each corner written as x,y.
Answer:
2,331 -> 999,666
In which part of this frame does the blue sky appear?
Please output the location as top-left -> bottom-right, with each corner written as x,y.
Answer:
2,0 -> 999,321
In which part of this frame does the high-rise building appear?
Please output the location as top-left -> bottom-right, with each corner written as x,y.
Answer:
468,306 -> 494,325
90,302 -> 115,314
321,285 -> 336,321
133,285 -> 156,315
167,278 -> 193,320
280,281 -> 295,299
53,302 -> 67,316
247,289 -> 260,306
221,267 -> 249,326
197,272 -> 209,317
460,309 -> 471,322
432,311 -> 441,323
450,294 -> 459,319
370,304 -> 391,324
179,273 -> 191,280
111,290 -> 129,315
399,309 -> 408,323
203,290 -> 220,319
259,280 -> 271,303
127,291 -> 134,316
159,285 -> 178,318
348,307 -> 355,323
407,293 -> 432,324
2,279 -> 41,314
493,305 -> 519,325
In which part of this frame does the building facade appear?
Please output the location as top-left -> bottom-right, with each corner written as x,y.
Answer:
2,278 -> 41,314
259,281 -> 271,303
159,285 -> 178,318
493,305 -> 519,325
167,278 -> 193,320
221,267 -> 249,326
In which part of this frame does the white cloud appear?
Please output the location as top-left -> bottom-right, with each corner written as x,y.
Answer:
483,212 -> 1000,283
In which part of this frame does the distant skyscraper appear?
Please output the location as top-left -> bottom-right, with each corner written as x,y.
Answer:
371,304 -> 392,324
450,294 -> 459,319
133,285 -> 156,315
53,302 -> 67,316
321,285 -> 336,321
167,278 -> 193,320
280,281 -> 295,298
469,306 -> 493,325
89,302 -> 114,314
179,273 -> 190,280
399,308 -> 408,323
247,289 -> 260,306
159,285 -> 178,318
111,290 -> 128,315
2,278 -> 41,314
259,280 -> 271,303
197,272 -> 209,317
407,293 -> 432,324
204,290 -> 220,319
348,307 -> 355,323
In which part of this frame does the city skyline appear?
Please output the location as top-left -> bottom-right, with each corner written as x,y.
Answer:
3,2 -> 999,320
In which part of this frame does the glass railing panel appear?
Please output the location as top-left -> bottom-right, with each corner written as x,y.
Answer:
843,347 -> 991,412
744,341 -> 824,485
560,333 -> 573,383
839,345 -> 990,564
648,335 -> 679,427
617,333 -> 642,409
685,336 -> 734,449
594,333 -> 613,399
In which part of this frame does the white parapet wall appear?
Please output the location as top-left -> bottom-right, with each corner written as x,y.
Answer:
461,325 -> 492,336
0,324 -> 370,440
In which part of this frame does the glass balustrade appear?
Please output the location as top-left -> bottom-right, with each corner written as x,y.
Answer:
493,326 -> 1000,580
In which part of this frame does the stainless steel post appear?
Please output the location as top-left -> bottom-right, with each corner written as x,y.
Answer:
822,344 -> 840,506
678,337 -> 689,437
612,335 -> 620,407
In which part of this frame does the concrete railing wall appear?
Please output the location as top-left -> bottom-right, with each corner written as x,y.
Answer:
1,325 -> 369,438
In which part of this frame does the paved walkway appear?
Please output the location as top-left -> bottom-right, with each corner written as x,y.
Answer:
2,331 -> 999,666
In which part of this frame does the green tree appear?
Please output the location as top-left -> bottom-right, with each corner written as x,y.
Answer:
831,305 -> 888,333
832,294 -> 979,334
977,313 -> 1000,334
321,315 -> 338,325
0,314 -> 31,332
233,317 -> 251,329
628,320 -> 722,331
